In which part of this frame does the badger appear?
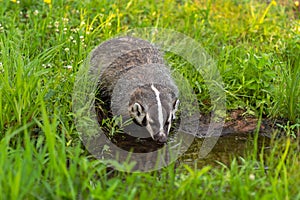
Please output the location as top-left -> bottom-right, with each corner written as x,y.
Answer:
89,36 -> 179,143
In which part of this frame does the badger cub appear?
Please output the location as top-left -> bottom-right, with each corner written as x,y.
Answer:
90,36 -> 179,143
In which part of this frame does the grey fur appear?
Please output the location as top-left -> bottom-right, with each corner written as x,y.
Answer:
90,36 -> 179,143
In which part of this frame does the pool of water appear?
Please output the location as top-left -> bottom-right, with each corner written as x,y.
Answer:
178,133 -> 271,168
84,130 -> 271,171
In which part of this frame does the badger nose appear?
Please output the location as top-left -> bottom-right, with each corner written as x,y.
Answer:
154,132 -> 167,143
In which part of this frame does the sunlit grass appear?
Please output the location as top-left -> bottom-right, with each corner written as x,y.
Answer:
0,0 -> 299,199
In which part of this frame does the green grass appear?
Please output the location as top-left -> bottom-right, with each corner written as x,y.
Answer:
0,0 -> 299,199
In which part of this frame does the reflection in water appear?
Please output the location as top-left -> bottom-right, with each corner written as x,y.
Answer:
178,133 -> 270,168
96,131 -> 270,170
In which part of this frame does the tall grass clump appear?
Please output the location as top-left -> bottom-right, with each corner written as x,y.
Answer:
272,36 -> 300,124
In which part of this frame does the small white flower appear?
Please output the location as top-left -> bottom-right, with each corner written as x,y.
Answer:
0,62 -> 4,73
64,47 -> 70,52
71,28 -> 79,33
33,10 -> 39,16
79,35 -> 84,42
43,63 -> 52,68
54,21 -> 59,28
64,65 -> 72,69
249,174 -> 255,180
62,18 -> 69,23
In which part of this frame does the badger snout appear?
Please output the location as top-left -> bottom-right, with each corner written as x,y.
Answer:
153,132 -> 168,143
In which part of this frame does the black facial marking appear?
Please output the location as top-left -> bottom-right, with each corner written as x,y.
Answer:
165,119 -> 170,126
141,116 -> 147,126
133,118 -> 142,126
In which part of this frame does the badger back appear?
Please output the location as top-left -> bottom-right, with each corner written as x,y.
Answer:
89,36 -> 166,97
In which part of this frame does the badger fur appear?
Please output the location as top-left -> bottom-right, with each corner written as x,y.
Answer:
90,36 -> 179,143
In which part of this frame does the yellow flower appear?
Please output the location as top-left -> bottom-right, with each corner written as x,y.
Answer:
44,0 -> 51,4
11,0 -> 16,2
295,1 -> 299,7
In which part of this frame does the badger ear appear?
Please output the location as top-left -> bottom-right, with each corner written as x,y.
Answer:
172,99 -> 180,119
129,102 -> 146,125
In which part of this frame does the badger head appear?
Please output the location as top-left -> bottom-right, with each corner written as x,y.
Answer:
128,84 -> 179,143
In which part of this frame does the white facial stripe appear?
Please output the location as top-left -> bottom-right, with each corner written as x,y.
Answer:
167,112 -> 172,134
145,114 -> 155,139
151,84 -> 164,132
146,123 -> 154,139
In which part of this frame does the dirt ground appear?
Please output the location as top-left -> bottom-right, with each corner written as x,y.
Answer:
197,109 -> 287,138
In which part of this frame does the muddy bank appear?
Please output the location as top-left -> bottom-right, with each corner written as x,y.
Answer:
197,109 -> 286,138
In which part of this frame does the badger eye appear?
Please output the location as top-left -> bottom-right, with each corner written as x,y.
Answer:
141,116 -> 147,126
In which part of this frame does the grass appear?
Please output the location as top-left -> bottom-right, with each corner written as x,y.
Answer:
0,0 -> 299,199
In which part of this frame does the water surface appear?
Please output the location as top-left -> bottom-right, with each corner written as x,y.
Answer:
178,133 -> 270,168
